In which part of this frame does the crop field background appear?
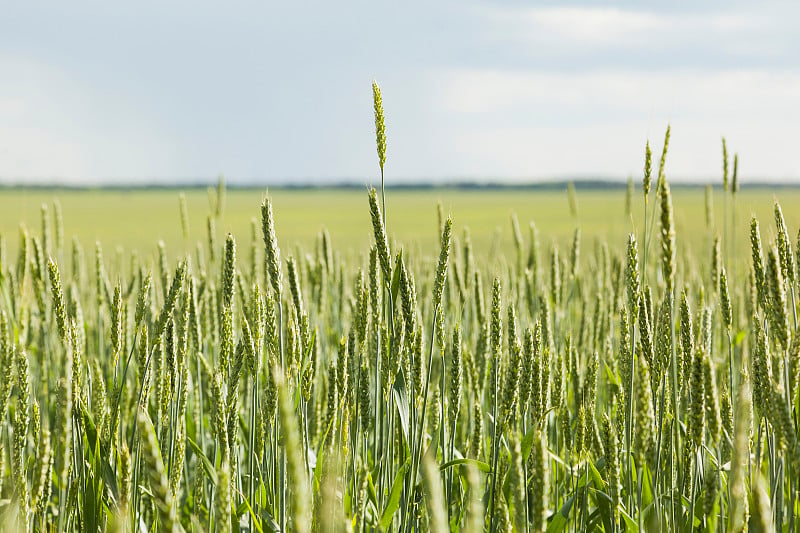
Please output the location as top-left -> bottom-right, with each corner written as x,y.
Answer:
1,186 -> 797,266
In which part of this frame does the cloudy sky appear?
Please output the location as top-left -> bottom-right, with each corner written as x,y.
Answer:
1,1 -> 799,184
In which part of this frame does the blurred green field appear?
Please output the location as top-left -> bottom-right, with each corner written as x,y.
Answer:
0,186 -> 797,271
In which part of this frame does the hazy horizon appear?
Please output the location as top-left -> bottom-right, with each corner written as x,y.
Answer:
3,176 -> 800,189
2,1 -> 800,185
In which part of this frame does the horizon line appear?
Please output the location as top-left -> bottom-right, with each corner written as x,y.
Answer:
0,178 -> 798,191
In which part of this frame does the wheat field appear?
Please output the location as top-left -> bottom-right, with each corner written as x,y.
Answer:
0,84 -> 798,533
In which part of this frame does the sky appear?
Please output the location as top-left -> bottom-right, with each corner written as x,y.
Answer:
1,1 -> 799,185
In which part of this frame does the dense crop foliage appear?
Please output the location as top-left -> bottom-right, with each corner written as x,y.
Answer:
0,87 -> 798,533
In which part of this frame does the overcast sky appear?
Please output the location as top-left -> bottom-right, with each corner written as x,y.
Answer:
1,1 -> 799,184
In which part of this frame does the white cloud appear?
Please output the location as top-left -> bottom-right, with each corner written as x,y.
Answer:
436,68 -> 800,116
0,125 -> 88,181
0,55 -> 179,183
476,5 -> 772,55
511,8 -> 663,45
425,67 -> 800,181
